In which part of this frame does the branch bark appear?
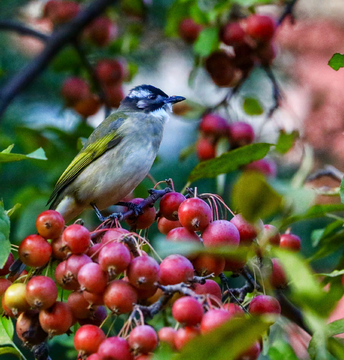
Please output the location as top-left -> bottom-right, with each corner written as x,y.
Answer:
0,0 -> 116,120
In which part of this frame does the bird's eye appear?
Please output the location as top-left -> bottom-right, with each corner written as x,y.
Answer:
148,94 -> 157,100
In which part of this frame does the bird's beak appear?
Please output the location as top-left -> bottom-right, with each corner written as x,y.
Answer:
166,95 -> 186,104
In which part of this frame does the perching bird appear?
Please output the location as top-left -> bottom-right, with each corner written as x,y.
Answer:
47,84 -> 185,222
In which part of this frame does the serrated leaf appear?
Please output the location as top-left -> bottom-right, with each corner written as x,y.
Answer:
243,97 -> 264,116
0,201 -> 11,269
174,316 -> 271,360
275,130 -> 299,154
193,27 -> 220,57
232,172 -> 282,222
0,147 -> 47,163
188,143 -> 272,183
328,53 -> 344,71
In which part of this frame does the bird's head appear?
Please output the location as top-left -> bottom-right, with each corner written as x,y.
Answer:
119,84 -> 185,115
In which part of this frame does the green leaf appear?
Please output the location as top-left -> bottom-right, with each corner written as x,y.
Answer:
242,97 -> 264,116
275,130 -> 299,154
318,269 -> 344,278
232,172 -> 283,222
6,203 -> 22,218
0,316 -> 14,345
268,340 -> 299,360
188,143 -> 272,183
0,347 -> 22,359
328,53 -> 344,71
0,201 -> 11,269
193,27 -> 220,57
0,147 -> 47,163
340,174 -> 344,204
179,143 -> 196,161
174,316 -> 271,360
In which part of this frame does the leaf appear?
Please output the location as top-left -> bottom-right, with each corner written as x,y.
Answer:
232,172 -> 283,222
6,203 -> 22,218
268,340 -> 299,360
318,269 -> 344,278
188,143 -> 272,183
340,174 -> 344,204
328,53 -> 344,71
0,147 -> 47,163
173,316 -> 271,360
242,97 -> 264,116
0,316 -> 14,345
0,347 -> 22,359
179,143 -> 196,161
0,201 -> 11,269
193,27 -> 220,57
275,130 -> 299,154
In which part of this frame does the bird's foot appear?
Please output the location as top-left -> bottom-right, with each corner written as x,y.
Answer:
116,201 -> 143,217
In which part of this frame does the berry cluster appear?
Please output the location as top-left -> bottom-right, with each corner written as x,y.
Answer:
42,0 -> 127,118
179,13 -> 277,86
0,185 -> 303,360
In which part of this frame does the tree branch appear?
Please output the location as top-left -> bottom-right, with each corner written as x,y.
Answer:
0,0 -> 116,120
0,20 -> 49,41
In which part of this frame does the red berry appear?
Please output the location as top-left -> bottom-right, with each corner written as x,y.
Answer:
86,17 -> 117,47
248,294 -> 281,315
78,262 -> 108,294
246,14 -> 276,43
224,256 -> 246,272
99,242 -> 131,277
202,220 -> 240,248
73,95 -> 101,117
245,158 -> 277,178
228,122 -> 255,148
172,296 -> 203,326
263,224 -> 280,245
220,22 -> 246,46
128,325 -> 158,355
159,254 -> 194,285
25,275 -> 58,310
78,305 -> 107,327
67,291 -> 94,320
192,279 -> 222,302
19,234 -> 52,268
236,341 -> 261,360
39,301 -> 74,336
44,0 -> 80,25
96,59 -> 127,86
157,217 -> 181,235
101,227 -> 129,245
36,210 -> 65,239
104,280 -> 138,315
166,227 -> 200,243
61,77 -> 90,106
62,224 -> 91,255
230,214 -> 262,245
178,197 -> 212,232
83,290 -> 104,306
178,18 -> 202,43
196,137 -> 217,161
127,256 -> 160,290
51,236 -> 69,260
0,278 -> 11,298
280,233 -> 301,252
0,252 -> 14,276
74,324 -> 106,357
105,84 -> 124,108
269,258 -> 287,288
174,326 -> 200,350
193,254 -> 225,276
158,327 -> 177,350
159,192 -> 186,221
200,309 -> 232,333
98,336 -> 134,360
200,114 -> 229,137
222,303 -> 245,317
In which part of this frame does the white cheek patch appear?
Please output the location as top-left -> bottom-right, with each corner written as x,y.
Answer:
129,89 -> 151,98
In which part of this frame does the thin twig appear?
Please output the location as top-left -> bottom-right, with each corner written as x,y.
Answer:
0,20 -> 50,41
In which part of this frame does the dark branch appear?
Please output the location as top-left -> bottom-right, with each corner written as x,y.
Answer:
0,20 -> 49,41
0,0 -> 116,120
278,0 -> 299,25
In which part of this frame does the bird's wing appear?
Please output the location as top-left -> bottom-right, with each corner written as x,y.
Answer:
47,116 -> 125,206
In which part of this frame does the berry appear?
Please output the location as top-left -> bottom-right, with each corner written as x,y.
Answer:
236,341 -> 261,360
104,280 -> 138,314
16,309 -> 48,345
105,84 -> 125,108
178,18 -> 202,43
74,324 -> 106,357
192,279 -> 222,302
205,51 -> 235,87
220,22 -> 246,46
67,291 -> 95,320
0,252 -> 14,276
19,234 -> 52,268
172,296 -> 203,326
101,227 -> 129,245
127,255 -> 160,290
196,137 -> 217,161
25,275 -> 58,310
230,214 -> 261,245
246,14 -> 276,43
98,336 -> 134,360
200,114 -> 229,137
157,217 -> 181,235
36,210 -> 65,239
125,198 -> 156,229
158,327 -> 177,350
178,197 -> 212,232
202,220 -> 240,248
269,258 -> 287,288
159,254 -> 194,285
200,309 -> 232,333
222,303 -> 245,317
280,233 -> 301,251
174,326 -> 200,350
166,227 -> 200,243
193,254 -> 225,276
228,122 -> 255,148
61,77 -> 90,106
96,59 -> 127,86
78,262 -> 108,294
73,95 -> 101,117
245,158 -> 277,178
263,224 -> 280,245
4,283 -> 30,315
248,294 -> 281,315
44,0 -> 80,25
159,192 -> 186,221
128,325 -> 158,355
86,17 -> 117,47
62,224 -> 91,255
39,301 -> 74,336
99,242 -> 131,277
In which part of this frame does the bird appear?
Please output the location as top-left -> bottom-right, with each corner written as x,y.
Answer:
47,84 -> 185,223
